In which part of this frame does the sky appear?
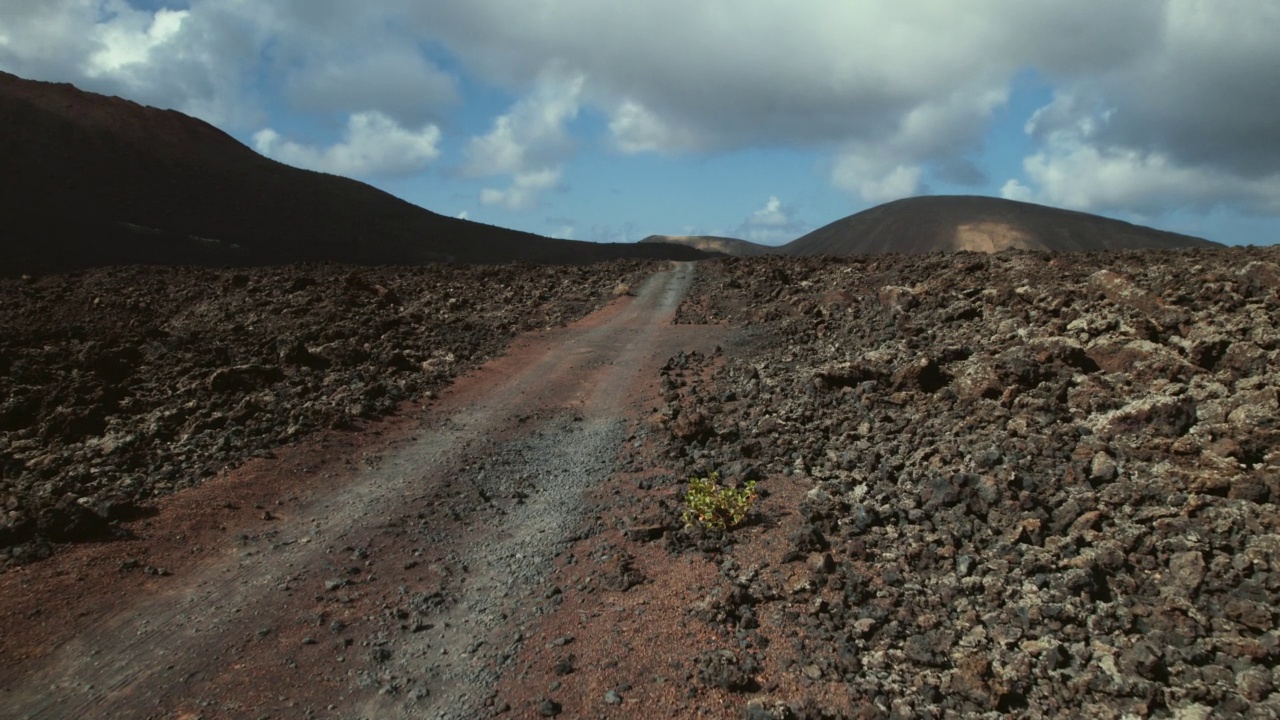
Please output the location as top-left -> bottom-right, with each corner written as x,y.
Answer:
2,1 -> 1278,247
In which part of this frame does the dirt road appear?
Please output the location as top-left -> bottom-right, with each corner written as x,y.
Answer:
0,262 -> 723,719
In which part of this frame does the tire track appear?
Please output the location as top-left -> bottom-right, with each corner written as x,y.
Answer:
3,263 -> 696,719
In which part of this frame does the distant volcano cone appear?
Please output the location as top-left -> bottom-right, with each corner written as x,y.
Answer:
784,195 -> 1219,255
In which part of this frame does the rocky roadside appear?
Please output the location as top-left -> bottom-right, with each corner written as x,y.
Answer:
0,261 -> 653,565
636,247 -> 1280,718
5,247 -> 1280,718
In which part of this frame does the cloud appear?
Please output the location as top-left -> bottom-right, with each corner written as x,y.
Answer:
1003,1 -> 1280,216
734,196 -> 810,245
283,46 -> 458,128
465,70 -> 583,209
403,1 -> 1152,179
1000,179 -> 1034,204
4,1 -> 1279,220
479,168 -> 562,211
86,6 -> 187,75
0,0 -> 109,80
608,100 -> 701,155
406,0 -> 1280,215
0,0 -> 275,127
0,1 -> 458,130
829,87 -> 1006,202
832,151 -> 925,204
1001,117 -> 1280,215
410,1 -> 1038,159
253,111 -> 441,178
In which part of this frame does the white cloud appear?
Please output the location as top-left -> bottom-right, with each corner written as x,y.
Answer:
831,151 -> 925,204
465,70 -> 582,209
406,0 -> 1280,216
1002,124 -> 1280,215
406,1 -> 1007,179
1000,179 -> 1034,204
0,0 -> 105,80
86,6 -> 187,75
1003,1 -> 1280,216
479,168 -> 562,211
0,1 -> 458,131
608,100 -> 701,154
734,196 -> 810,245
253,111 -> 441,178
829,87 -> 1006,202
0,0 -> 275,128
4,1 -> 1280,220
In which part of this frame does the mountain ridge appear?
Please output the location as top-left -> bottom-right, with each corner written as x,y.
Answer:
0,72 -> 707,275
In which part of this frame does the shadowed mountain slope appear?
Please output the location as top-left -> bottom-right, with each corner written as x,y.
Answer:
0,72 -> 706,275
784,195 -> 1220,256
639,234 -> 777,257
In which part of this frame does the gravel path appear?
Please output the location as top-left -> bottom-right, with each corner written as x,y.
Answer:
364,417 -> 627,719
1,263 -> 695,719
362,263 -> 694,719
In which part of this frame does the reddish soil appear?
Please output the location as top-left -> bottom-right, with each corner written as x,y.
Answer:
6,246 -> 1280,720
0,262 -> 728,719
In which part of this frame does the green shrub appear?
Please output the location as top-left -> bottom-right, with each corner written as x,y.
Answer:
682,472 -> 758,530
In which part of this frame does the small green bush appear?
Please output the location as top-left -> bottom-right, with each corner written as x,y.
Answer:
682,472 -> 758,530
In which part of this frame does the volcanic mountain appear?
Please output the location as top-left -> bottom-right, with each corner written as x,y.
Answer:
784,195 -> 1220,255
0,72 -> 706,275
638,234 -> 776,257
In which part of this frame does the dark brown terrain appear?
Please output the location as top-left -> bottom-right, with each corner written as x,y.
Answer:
642,247 -> 1280,717
0,72 -> 706,275
784,196 -> 1221,256
0,261 -> 657,562
3,246 -> 1280,719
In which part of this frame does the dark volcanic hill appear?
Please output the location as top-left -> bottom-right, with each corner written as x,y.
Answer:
639,234 -> 777,257
784,195 -> 1221,255
0,72 -> 706,275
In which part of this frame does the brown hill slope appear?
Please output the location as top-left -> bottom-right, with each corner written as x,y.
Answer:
639,234 -> 777,257
0,72 -> 707,275
784,195 -> 1220,255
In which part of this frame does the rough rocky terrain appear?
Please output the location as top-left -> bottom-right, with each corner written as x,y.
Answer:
0,261 -> 730,720
0,261 -> 654,564
630,246 -> 1280,717
3,247 -> 1280,719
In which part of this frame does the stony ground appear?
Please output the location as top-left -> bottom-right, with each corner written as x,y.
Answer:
0,261 -> 718,720
640,246 -> 1280,718
3,248 -> 1280,719
0,261 -> 652,564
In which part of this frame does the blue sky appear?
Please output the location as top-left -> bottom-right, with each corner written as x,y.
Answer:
2,1 -> 1278,246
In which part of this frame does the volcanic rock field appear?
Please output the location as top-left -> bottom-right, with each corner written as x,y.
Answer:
3,246 -> 1280,718
645,246 -> 1280,717
0,262 -> 652,563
